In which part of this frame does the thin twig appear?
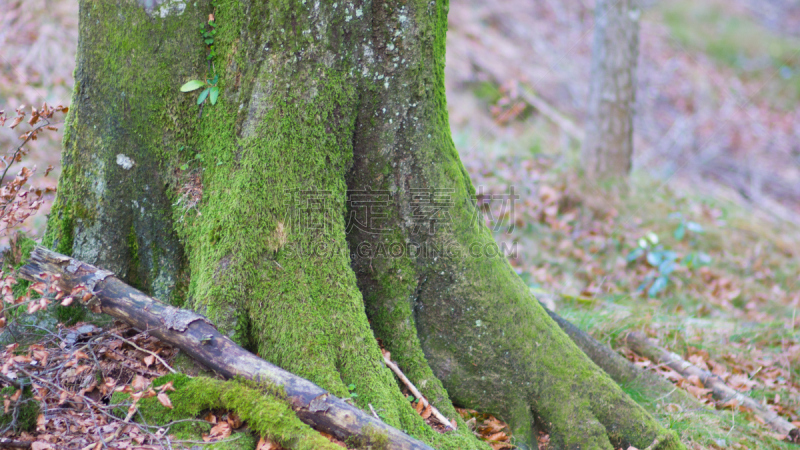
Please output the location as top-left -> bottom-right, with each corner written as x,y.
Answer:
110,333 -> 177,374
0,118 -> 50,183
382,354 -> 455,430
368,403 -> 380,420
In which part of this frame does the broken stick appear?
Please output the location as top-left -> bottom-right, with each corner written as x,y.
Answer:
626,331 -> 799,444
382,352 -> 455,430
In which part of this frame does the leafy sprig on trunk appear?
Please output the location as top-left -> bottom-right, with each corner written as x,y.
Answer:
180,14 -> 219,107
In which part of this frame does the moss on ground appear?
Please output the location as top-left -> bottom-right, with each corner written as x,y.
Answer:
0,386 -> 39,433
113,373 -> 351,450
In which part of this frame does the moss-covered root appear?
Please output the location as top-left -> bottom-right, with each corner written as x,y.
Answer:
122,374 -> 341,450
533,367 -> 682,450
335,0 -> 687,445
412,237 -> 685,450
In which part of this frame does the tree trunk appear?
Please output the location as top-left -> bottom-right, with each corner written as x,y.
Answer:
45,1 -> 679,449
581,0 -> 641,184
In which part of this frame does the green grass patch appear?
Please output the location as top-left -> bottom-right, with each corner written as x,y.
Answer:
656,1 -> 800,107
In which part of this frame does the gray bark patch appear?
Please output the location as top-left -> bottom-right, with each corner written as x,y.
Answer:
161,305 -> 212,331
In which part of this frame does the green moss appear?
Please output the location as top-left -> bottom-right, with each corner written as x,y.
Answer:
53,303 -> 86,325
472,81 -> 502,104
46,0 -> 199,297
0,386 -> 39,432
346,425 -> 389,450
113,374 -> 340,450
126,224 -> 142,290
42,200 -> 74,255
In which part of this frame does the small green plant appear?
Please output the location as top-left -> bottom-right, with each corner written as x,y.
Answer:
180,15 -> 219,106
670,212 -> 704,241
347,383 -> 358,399
627,225 -> 711,297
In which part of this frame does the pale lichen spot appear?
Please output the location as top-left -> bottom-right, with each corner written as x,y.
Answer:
158,0 -> 185,18
116,154 -> 135,170
355,7 -> 363,18
138,0 -> 185,17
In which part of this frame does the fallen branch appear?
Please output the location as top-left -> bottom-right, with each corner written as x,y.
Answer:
626,331 -> 799,444
518,85 -> 585,142
541,303 -> 699,409
460,34 -> 585,143
0,438 -> 31,449
382,352 -> 455,430
18,247 -> 435,450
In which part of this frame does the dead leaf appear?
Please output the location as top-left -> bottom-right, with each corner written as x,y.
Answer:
421,403 -> 432,419
685,385 -> 712,399
226,412 -> 242,429
131,375 -> 150,391
686,375 -> 704,388
203,421 -> 232,442
256,436 -> 282,449
688,354 -> 709,371
157,392 -> 173,409
487,431 -> 508,441
9,115 -> 24,129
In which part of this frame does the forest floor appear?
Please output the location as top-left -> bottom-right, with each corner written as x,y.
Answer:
447,1 -> 800,448
1,0 -> 799,449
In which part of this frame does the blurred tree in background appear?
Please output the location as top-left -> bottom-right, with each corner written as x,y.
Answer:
581,0 -> 641,187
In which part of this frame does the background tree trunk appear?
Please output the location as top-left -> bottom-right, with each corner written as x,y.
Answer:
46,1 -> 678,449
581,0 -> 641,185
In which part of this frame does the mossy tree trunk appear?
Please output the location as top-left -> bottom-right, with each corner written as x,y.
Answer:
46,1 -> 680,449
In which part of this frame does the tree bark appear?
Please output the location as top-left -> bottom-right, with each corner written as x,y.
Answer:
18,246 -> 436,450
44,1 -> 680,449
581,0 -> 641,184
